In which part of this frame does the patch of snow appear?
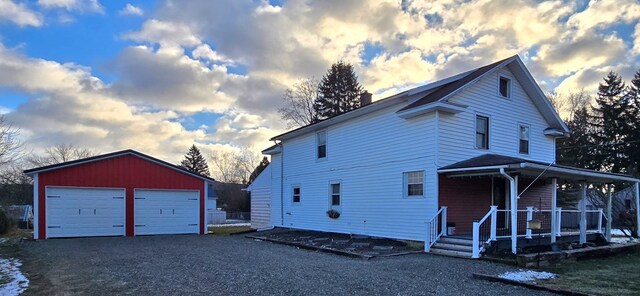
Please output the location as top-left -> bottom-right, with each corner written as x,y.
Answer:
0,258 -> 29,295
610,237 -> 639,244
499,270 -> 556,282
208,223 -> 251,227
0,238 -> 8,245
611,229 -> 629,236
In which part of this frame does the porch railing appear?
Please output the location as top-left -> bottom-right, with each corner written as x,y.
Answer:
425,207 -> 447,252
492,208 -> 605,239
472,206 -> 497,258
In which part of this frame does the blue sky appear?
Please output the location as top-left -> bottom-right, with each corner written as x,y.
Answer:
0,0 -> 639,163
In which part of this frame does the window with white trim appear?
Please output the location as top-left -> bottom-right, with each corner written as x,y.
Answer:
404,171 -> 424,197
330,182 -> 340,206
292,186 -> 301,203
519,124 -> 530,154
476,115 -> 489,149
317,130 -> 327,159
499,76 -> 511,98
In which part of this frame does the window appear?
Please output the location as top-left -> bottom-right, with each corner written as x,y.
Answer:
292,186 -> 301,203
330,182 -> 341,206
317,130 -> 327,159
499,76 -> 511,98
404,171 -> 424,197
519,124 -> 530,154
476,115 -> 489,149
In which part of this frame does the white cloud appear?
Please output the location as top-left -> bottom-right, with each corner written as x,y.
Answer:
119,3 -> 143,16
0,106 -> 11,114
122,19 -> 201,48
0,0 -> 42,27
37,0 -> 103,13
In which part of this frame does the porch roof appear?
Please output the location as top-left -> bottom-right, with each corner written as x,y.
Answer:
438,154 -> 640,184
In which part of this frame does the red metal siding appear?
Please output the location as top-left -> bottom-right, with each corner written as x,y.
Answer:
438,175 -> 553,234
38,154 -> 205,238
439,175 -> 492,234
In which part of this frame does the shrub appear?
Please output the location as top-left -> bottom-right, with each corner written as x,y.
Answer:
0,209 -> 14,235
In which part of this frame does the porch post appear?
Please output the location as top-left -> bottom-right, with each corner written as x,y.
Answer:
606,185 -> 612,242
441,207 -> 448,237
635,182 -> 640,237
556,207 -> 562,237
550,178 -> 558,243
510,178 -> 518,254
579,182 -> 587,244
525,207 -> 533,239
490,205 -> 497,241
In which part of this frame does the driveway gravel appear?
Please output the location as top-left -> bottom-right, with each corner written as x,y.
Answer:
20,235 -> 552,295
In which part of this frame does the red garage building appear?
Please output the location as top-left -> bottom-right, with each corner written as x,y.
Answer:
24,150 -> 215,239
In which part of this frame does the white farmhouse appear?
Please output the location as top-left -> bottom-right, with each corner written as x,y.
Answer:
248,55 -> 640,258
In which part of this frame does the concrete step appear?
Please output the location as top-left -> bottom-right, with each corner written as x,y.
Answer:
429,248 -> 473,259
432,242 -> 473,252
438,237 -> 473,246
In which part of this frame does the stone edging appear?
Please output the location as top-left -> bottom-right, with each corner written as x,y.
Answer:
246,235 -> 377,259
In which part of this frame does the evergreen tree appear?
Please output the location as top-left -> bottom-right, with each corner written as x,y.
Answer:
314,61 -> 364,120
248,156 -> 270,184
179,145 -> 210,176
557,105 -> 597,170
590,72 -> 627,173
624,70 -> 640,176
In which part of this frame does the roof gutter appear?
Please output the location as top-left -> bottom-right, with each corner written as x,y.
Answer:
521,163 -> 640,183
437,165 -> 509,173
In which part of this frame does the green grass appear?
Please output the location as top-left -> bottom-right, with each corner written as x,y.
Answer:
538,250 -> 640,296
208,226 -> 252,236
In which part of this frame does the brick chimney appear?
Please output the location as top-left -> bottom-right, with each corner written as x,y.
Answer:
360,91 -> 372,107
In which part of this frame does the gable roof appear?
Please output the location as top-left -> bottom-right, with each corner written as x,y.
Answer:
270,55 -> 569,142
23,149 -> 216,182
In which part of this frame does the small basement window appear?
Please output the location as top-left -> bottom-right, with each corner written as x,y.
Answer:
476,115 -> 489,149
519,124 -> 530,154
499,76 -> 511,98
404,171 -> 424,197
292,186 -> 301,203
317,130 -> 327,159
330,182 -> 341,206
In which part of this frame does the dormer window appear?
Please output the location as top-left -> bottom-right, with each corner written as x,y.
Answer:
499,76 -> 511,98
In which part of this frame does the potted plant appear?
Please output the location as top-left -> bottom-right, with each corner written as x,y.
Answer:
326,209 -> 340,219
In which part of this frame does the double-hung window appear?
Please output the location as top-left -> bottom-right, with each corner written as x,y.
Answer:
292,186 -> 301,203
476,115 -> 489,149
317,130 -> 327,159
404,171 -> 424,197
330,182 -> 341,206
499,76 -> 511,98
519,124 -> 530,154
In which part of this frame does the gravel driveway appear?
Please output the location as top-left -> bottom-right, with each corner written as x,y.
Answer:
20,235 -> 551,295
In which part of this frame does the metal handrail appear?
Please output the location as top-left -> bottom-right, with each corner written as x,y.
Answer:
472,206 -> 497,258
425,207 -> 447,252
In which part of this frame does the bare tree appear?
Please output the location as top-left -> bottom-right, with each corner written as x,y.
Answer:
0,116 -> 22,167
278,78 -> 320,128
547,90 -> 592,121
209,147 -> 261,184
27,143 -> 98,167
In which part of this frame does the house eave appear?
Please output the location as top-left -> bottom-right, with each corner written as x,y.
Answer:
397,102 -> 468,119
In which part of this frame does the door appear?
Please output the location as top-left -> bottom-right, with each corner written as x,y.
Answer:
493,178 -> 508,229
46,187 -> 125,238
134,189 -> 200,235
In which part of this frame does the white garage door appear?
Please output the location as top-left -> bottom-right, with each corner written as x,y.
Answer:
134,189 -> 200,235
46,187 -> 125,238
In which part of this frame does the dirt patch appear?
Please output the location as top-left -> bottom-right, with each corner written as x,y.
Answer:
248,228 -> 424,257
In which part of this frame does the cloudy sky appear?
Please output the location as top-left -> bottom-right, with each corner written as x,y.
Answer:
0,0 -> 639,163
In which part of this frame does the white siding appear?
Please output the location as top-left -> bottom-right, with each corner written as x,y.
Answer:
270,154 -> 283,227
248,165 -> 272,229
277,104 -> 438,241
438,67 -> 556,166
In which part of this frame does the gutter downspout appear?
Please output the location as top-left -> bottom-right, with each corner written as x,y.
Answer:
500,168 -> 518,254
280,143 -> 284,227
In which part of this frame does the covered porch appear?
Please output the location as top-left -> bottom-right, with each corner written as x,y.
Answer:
426,154 -> 640,259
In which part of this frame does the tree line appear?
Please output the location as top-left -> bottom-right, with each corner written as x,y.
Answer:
555,70 -> 640,178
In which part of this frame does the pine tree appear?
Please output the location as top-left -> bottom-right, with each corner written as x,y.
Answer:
557,105 -> 596,170
248,156 -> 270,184
624,69 -> 640,176
590,72 -> 627,173
314,61 -> 364,120
179,145 -> 210,176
